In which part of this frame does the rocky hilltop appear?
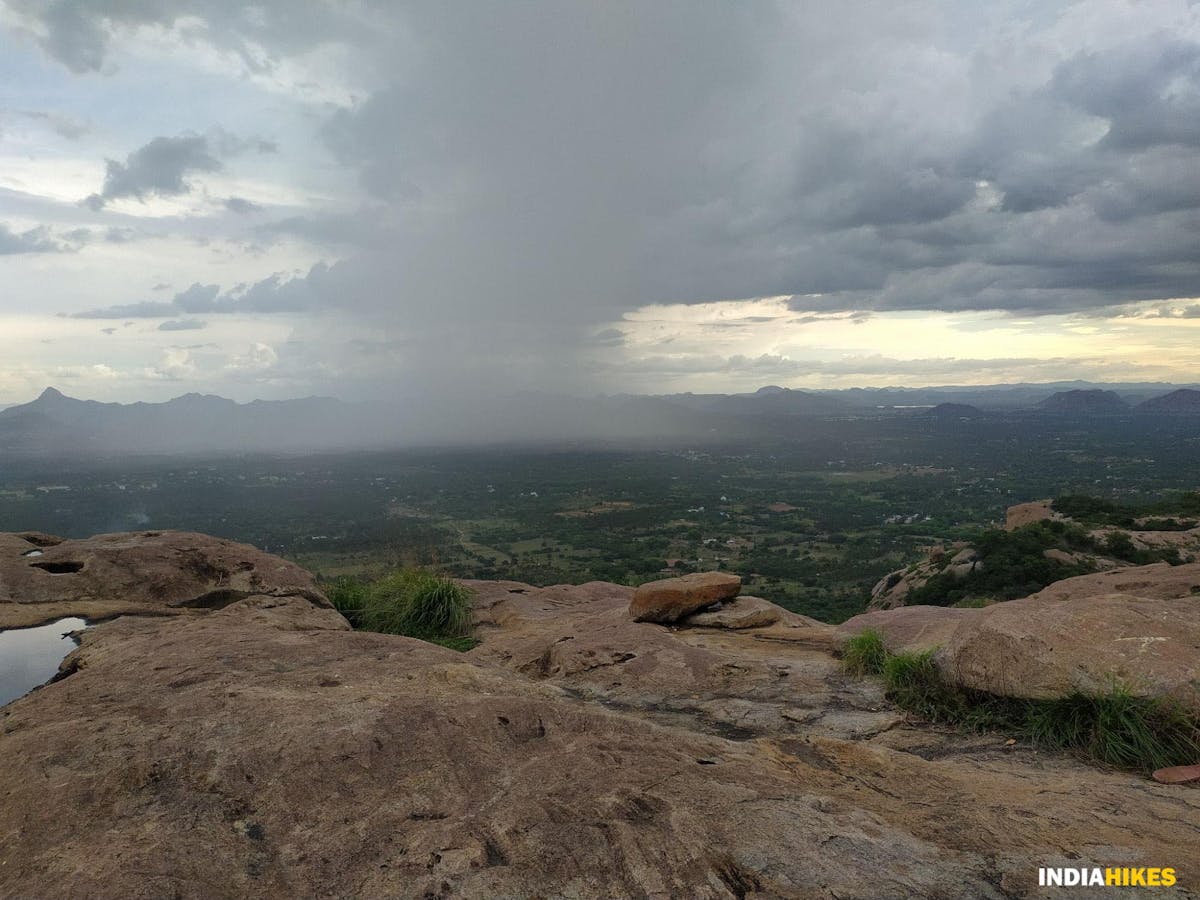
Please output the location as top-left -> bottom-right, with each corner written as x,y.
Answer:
868,499 -> 1200,611
1,531 -> 1198,898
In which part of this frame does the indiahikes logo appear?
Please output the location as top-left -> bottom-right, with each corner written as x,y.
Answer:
1039,867 -> 1177,888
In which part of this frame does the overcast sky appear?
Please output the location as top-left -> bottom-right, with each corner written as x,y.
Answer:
1,1 -> 1198,404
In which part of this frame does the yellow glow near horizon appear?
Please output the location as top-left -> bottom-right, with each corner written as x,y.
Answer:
610,296 -> 1200,391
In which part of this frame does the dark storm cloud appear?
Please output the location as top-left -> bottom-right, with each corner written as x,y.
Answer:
1053,38 -> 1200,152
84,134 -> 222,209
11,1 -> 1200,395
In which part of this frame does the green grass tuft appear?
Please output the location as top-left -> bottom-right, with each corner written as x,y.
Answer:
844,637 -> 1200,773
842,629 -> 888,676
1025,688 -> 1200,773
323,569 -> 476,650
327,576 -> 368,626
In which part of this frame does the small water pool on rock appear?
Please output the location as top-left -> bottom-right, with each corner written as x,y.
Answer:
0,617 -> 87,707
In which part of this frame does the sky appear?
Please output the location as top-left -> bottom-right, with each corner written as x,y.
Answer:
0,0 -> 1198,405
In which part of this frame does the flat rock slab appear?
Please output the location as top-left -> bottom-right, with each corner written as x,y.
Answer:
1023,561 -> 1200,603
0,530 -> 326,628
681,595 -> 781,630
629,571 -> 741,623
0,594 -> 1010,899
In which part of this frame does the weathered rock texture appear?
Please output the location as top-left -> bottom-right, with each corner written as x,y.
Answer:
845,562 -> 1200,713
940,592 -> 1200,709
2,534 -> 1199,899
681,594 -> 782,630
0,530 -> 323,628
628,571 -> 741,622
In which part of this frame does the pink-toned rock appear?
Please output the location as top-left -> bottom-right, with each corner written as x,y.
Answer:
628,571 -> 741,623
1152,764 -> 1200,785
1024,561 -> 1200,603
938,591 -> 1200,712
3,540 -> 1199,897
681,595 -> 781,630
839,605 -> 973,654
0,530 -> 326,628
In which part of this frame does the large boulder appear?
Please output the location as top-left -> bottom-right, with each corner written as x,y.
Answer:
843,562 -> 1200,714
681,595 -> 781,630
868,544 -> 977,610
839,605 -> 972,654
938,592 -> 1200,710
0,530 -> 325,628
628,571 -> 741,623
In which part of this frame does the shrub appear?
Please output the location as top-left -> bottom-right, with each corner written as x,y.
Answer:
324,569 -> 477,649
327,576 -> 368,627
361,570 -> 474,640
842,629 -> 887,676
1025,688 -> 1200,773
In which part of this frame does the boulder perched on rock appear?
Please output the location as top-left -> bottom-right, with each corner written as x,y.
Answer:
680,595 -> 781,630
628,571 -> 741,623
0,530 -> 325,628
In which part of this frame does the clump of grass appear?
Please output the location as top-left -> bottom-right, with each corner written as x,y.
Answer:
360,570 -> 473,639
327,576 -> 368,627
323,569 -> 476,650
1025,688 -> 1200,773
842,629 -> 888,676
843,636 -> 1200,773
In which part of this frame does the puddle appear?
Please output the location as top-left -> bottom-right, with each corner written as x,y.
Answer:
0,617 -> 88,707
21,549 -> 43,557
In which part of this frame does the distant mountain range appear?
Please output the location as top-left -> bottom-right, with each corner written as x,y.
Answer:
0,381 -> 1197,456
0,388 -> 369,455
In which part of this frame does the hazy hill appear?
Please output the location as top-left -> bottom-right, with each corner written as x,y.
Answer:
1035,389 -> 1129,414
0,388 -> 367,456
1138,388 -> 1200,413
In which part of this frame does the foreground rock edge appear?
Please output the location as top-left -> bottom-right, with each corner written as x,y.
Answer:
3,533 -> 1199,899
